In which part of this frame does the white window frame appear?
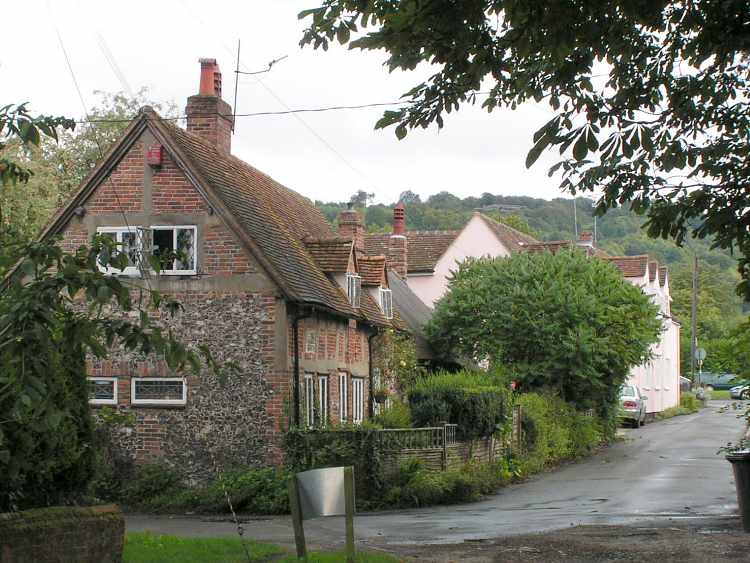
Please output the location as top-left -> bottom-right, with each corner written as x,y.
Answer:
88,377 -> 118,406
96,227 -> 141,276
346,273 -> 362,308
318,375 -> 329,426
379,287 -> 393,319
305,331 -> 317,354
150,225 -> 197,275
339,372 -> 348,423
304,373 -> 315,428
352,377 -> 364,424
131,377 -> 187,406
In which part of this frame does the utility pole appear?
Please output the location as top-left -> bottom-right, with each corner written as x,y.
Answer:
690,255 -> 699,383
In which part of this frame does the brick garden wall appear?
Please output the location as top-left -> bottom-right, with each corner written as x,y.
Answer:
0,505 -> 124,563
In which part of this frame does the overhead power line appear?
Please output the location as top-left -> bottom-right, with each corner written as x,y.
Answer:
73,100 -> 414,125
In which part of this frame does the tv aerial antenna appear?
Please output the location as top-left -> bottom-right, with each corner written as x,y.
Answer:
231,39 -> 288,132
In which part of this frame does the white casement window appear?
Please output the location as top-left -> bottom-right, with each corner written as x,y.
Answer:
88,377 -> 118,405
131,377 -> 187,406
346,273 -> 362,308
339,372 -> 348,422
318,375 -> 329,426
150,226 -> 197,275
352,377 -> 364,424
96,227 -> 140,276
379,287 -> 393,319
304,373 -> 315,428
305,331 -> 317,354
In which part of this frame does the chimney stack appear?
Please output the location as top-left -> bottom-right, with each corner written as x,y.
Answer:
185,58 -> 233,153
577,230 -> 594,248
338,205 -> 365,252
388,202 -> 408,278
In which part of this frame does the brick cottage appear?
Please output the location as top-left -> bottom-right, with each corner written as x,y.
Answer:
41,59 -> 402,481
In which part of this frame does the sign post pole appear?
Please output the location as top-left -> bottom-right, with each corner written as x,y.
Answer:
344,466 -> 356,563
288,475 -> 307,560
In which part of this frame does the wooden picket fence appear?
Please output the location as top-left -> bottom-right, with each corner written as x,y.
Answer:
378,405 -> 524,476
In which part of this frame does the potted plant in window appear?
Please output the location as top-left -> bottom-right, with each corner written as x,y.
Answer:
721,435 -> 750,532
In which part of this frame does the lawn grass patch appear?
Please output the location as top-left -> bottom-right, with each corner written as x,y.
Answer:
124,532 -> 400,563
709,389 -> 731,400
124,532 -> 283,562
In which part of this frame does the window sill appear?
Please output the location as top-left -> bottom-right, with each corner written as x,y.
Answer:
130,402 -> 187,409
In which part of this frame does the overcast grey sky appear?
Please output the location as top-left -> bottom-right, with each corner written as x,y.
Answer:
2,0 -> 572,205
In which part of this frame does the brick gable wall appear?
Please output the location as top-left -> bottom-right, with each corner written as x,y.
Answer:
54,130 -> 290,480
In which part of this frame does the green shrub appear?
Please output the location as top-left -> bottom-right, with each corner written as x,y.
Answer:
373,399 -> 412,428
121,463 -> 183,508
384,459 -> 510,508
409,371 -> 507,440
114,464 -> 288,515
516,393 -> 605,474
680,392 -> 701,411
284,426 -> 385,502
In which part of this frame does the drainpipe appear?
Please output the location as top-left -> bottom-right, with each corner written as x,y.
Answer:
367,330 -> 379,419
291,306 -> 311,428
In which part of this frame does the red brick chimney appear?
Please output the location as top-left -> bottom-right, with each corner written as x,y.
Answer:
338,206 -> 365,251
389,202 -> 408,278
185,58 -> 233,153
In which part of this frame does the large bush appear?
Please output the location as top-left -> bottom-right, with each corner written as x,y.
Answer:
409,371 -> 507,440
427,250 -> 661,417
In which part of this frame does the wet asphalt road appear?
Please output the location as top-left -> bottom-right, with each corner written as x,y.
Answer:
126,401 -> 747,548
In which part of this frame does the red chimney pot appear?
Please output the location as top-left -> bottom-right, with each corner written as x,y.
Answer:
198,58 -> 222,97
393,201 -> 406,235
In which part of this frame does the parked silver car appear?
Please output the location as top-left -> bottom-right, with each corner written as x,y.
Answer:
730,382 -> 750,400
619,385 -> 647,427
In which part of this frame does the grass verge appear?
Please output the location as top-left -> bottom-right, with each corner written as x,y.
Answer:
709,390 -> 731,400
124,532 -> 400,563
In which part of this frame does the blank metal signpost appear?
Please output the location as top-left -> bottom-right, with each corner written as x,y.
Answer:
289,466 -> 356,562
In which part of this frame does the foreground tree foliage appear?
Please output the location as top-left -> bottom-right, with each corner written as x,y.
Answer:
426,250 -> 661,415
0,103 -> 207,511
300,1 -> 750,297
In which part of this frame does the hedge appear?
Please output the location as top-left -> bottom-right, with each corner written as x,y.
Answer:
409,371 -> 507,440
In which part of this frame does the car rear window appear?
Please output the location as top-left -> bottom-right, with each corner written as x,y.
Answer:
621,386 -> 635,397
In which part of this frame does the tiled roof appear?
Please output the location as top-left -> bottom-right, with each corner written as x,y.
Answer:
364,230 -> 460,273
387,271 -> 434,360
138,112 -> 397,327
304,237 -> 354,272
659,266 -> 668,286
602,255 -> 650,279
523,240 -> 574,254
522,240 -> 610,259
649,261 -> 659,282
478,213 -> 538,250
358,255 -> 386,286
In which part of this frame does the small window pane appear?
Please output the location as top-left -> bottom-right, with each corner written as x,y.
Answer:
176,228 -> 195,271
122,231 -> 139,268
153,229 -> 175,270
89,380 -> 115,401
133,379 -> 185,404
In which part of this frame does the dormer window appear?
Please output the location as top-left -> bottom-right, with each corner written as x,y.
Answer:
379,287 -> 393,319
346,273 -> 361,308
